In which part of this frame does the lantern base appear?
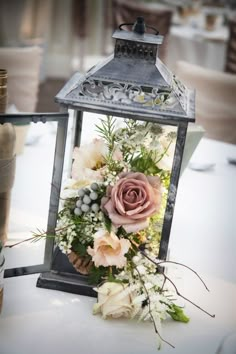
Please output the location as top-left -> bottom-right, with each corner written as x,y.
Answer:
36,271 -> 96,297
36,247 -> 96,297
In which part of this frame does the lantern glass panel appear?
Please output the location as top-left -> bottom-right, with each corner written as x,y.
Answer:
4,122 -> 57,269
57,112 -> 177,262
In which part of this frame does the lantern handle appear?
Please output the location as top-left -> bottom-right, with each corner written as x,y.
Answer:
119,17 -> 159,35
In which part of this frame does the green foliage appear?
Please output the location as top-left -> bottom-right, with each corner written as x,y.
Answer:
159,170 -> 171,188
62,197 -> 77,211
95,116 -> 116,154
88,265 -> 108,285
71,242 -> 87,257
167,304 -> 190,323
104,214 -> 112,233
130,150 -> 162,175
107,273 -> 129,284
116,226 -> 131,238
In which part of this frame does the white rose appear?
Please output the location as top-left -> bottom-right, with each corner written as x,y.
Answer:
93,282 -> 132,319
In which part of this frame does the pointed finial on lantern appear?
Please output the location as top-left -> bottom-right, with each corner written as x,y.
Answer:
132,17 -> 146,35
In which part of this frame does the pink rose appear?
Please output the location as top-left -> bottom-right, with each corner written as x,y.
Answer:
102,172 -> 162,233
87,229 -> 131,268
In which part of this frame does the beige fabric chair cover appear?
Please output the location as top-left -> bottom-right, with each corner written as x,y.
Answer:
225,18 -> 236,74
176,61 -> 236,144
0,46 -> 42,112
0,46 -> 42,153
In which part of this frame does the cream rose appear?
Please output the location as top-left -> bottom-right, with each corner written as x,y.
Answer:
71,138 -> 107,182
93,282 -> 133,319
87,229 -> 130,268
102,172 -> 162,233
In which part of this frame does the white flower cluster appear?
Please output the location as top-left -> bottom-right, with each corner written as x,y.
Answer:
102,170 -> 119,187
113,122 -> 176,172
56,204 -> 104,254
115,251 -> 174,336
56,214 -> 77,254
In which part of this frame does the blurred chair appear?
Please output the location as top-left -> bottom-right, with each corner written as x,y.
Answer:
176,60 -> 236,144
72,0 -> 88,72
0,46 -> 42,153
225,18 -> 236,74
111,0 -> 173,62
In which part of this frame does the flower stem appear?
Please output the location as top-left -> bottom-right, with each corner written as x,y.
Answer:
5,224 -> 74,248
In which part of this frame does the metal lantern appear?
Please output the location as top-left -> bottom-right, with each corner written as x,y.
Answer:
3,18 -> 195,297
37,17 -> 195,297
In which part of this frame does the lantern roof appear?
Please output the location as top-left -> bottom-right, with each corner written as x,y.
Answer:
55,18 -> 195,124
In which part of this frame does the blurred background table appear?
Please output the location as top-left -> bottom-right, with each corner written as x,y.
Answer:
166,23 -> 229,71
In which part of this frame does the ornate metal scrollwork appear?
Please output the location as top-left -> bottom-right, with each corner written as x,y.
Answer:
79,79 -> 179,110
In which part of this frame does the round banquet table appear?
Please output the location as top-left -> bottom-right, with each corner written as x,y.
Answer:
0,134 -> 235,354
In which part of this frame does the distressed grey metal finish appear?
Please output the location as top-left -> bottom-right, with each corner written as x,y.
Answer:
4,264 -> 49,278
0,113 -> 68,124
37,269 -> 96,297
43,117 -> 69,268
73,110 -> 83,147
56,28 -> 195,123
159,122 -> 188,260
37,246 -> 96,297
0,113 -> 69,278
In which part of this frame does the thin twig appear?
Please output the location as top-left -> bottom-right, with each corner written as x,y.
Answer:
5,224 -> 74,248
140,250 -> 215,318
156,259 -> 209,291
6,235 -> 42,248
160,276 -> 167,292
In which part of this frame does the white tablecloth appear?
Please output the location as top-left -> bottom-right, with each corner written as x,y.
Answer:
1,133 -> 236,354
166,25 -> 229,72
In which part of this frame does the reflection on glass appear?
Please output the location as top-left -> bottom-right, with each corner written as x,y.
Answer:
5,122 -> 57,268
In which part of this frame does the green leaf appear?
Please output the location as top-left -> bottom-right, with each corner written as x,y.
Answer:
71,242 -> 87,257
104,214 -> 112,233
130,152 -> 161,175
107,274 -> 128,284
88,265 -> 108,285
167,304 -> 190,323
95,116 -> 116,154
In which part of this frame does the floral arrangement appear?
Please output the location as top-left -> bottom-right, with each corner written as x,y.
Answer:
32,117 -> 213,349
